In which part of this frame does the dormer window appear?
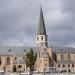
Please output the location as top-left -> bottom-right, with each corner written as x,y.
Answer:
24,49 -> 26,52
9,49 -> 11,52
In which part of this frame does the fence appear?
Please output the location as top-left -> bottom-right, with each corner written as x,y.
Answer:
32,67 -> 75,75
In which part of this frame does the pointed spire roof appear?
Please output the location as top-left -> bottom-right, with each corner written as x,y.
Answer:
37,7 -> 47,35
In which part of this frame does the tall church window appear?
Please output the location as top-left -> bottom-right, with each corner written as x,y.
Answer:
7,57 -> 10,65
0,57 -> 2,65
45,37 -> 47,41
45,42 -> 47,47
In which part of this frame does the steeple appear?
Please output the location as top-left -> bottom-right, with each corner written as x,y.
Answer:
37,7 -> 47,35
36,7 -> 48,47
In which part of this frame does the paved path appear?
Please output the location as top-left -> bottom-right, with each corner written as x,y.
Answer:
33,73 -> 75,75
0,73 -> 75,75
0,73 -> 10,75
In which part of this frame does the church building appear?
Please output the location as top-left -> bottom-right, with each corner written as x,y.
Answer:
0,7 -> 75,73
35,7 -> 54,70
35,7 -> 75,72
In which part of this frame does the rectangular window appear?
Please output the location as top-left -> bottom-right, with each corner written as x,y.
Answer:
41,36 -> 43,41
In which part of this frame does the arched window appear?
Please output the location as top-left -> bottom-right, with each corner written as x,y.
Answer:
41,36 -> 43,41
18,65 -> 22,68
68,64 -> 70,67
0,57 -> 2,65
54,54 -> 57,62
72,64 -> 74,68
61,54 -> 64,59
45,37 -> 47,41
58,64 -> 60,67
7,57 -> 10,65
63,64 -> 65,67
68,54 -> 71,60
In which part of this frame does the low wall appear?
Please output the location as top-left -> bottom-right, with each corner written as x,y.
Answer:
33,73 -> 75,75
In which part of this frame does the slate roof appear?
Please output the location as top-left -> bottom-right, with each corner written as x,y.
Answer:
57,60 -> 75,64
37,7 -> 47,35
52,47 -> 75,54
0,46 -> 75,56
0,46 -> 37,56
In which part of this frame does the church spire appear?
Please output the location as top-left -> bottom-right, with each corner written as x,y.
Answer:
36,7 -> 48,47
37,7 -> 47,35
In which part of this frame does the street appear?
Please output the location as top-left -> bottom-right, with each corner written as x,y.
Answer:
0,72 -> 75,75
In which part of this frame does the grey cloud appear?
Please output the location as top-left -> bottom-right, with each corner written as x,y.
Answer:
62,0 -> 75,13
0,0 -> 75,47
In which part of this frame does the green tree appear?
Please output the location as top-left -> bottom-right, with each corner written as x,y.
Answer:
25,48 -> 37,71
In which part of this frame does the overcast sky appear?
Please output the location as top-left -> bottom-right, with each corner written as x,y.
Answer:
0,0 -> 75,47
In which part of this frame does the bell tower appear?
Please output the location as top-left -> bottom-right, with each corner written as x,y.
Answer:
36,7 -> 48,47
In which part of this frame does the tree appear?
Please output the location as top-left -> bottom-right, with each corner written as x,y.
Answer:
25,48 -> 37,71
